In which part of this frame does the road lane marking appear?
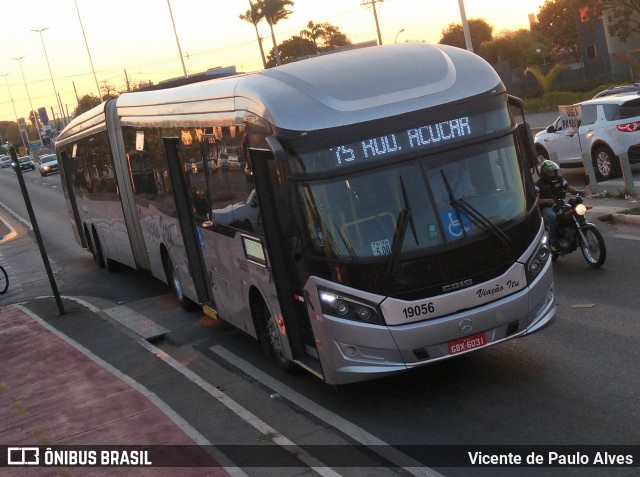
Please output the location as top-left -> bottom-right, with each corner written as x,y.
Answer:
211,344 -> 445,477
614,233 -> 640,241
60,296 -> 340,476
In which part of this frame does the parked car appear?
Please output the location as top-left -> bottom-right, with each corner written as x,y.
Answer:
219,145 -> 244,170
593,83 -> 640,98
0,156 -> 12,168
184,157 -> 204,174
14,156 -> 35,172
534,94 -> 640,181
38,154 -> 59,176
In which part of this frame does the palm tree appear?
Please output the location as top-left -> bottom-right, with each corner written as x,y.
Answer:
258,0 -> 295,66
300,21 -> 326,49
239,0 -> 267,69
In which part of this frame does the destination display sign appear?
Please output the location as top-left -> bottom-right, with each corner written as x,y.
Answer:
299,107 -> 512,173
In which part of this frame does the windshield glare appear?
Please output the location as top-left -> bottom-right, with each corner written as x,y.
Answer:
297,135 -> 527,259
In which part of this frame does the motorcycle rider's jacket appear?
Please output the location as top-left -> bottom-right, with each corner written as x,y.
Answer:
535,176 -> 569,205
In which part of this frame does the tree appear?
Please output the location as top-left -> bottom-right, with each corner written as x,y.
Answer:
300,21 -> 351,51
599,0 -> 640,42
240,0 -> 267,69
0,121 -> 23,148
533,0 -> 583,56
300,21 -> 325,48
266,36 -> 316,66
479,29 -> 553,68
439,18 -> 493,50
74,94 -> 101,117
257,0 -> 295,66
100,80 -> 119,101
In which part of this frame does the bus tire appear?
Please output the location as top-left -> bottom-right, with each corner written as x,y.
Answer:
92,228 -> 106,269
163,254 -> 198,311
92,227 -> 120,272
84,224 -> 98,263
257,299 -> 296,373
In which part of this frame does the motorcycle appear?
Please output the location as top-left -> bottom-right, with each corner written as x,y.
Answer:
550,193 -> 606,267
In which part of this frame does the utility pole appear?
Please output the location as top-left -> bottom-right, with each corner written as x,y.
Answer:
1,73 -> 28,151
362,0 -> 384,46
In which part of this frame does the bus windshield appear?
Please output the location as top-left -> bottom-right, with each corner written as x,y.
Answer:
296,134 -> 527,260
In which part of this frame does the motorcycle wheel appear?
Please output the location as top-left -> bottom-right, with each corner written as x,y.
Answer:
580,226 -> 606,268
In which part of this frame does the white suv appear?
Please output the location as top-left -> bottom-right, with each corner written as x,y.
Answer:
534,94 -> 640,181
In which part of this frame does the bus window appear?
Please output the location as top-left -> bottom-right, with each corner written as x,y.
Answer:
122,126 -> 175,215
179,125 -> 262,234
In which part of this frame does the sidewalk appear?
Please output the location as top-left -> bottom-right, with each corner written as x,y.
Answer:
0,299 -> 230,476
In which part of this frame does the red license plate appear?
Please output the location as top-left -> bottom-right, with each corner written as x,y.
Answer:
448,332 -> 487,355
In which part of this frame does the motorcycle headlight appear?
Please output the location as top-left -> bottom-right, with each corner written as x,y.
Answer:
319,289 -> 384,325
575,203 -> 587,216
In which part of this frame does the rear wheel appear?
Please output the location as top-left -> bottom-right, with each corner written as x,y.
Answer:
92,228 -> 119,272
580,226 -> 606,268
592,146 -> 619,181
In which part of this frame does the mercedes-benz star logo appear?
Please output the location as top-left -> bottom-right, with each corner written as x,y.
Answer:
459,319 -> 473,334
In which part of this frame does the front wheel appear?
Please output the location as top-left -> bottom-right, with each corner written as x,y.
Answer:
580,226 -> 606,268
163,254 -> 198,310
592,146 -> 619,181
258,301 -> 297,373
0,265 -> 8,294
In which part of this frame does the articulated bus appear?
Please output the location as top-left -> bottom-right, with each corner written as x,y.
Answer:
55,43 -> 556,385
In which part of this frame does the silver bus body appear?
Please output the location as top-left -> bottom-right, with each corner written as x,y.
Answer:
56,43 -> 555,385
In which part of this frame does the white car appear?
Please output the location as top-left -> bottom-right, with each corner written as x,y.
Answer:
38,154 -> 59,176
534,94 -> 640,181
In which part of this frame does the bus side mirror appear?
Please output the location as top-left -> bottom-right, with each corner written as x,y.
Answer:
517,122 -> 538,172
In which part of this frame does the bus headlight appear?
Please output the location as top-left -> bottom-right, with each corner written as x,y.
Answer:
319,289 -> 384,325
526,241 -> 551,283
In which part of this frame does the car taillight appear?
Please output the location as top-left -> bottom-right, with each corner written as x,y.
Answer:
617,122 -> 640,132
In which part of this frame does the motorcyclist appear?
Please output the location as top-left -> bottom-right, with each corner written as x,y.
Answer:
535,160 -> 582,250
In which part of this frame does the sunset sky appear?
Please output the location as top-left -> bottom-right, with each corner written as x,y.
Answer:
0,0 -> 545,124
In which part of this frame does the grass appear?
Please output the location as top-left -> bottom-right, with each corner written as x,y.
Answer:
521,83 -> 627,114
619,208 -> 640,215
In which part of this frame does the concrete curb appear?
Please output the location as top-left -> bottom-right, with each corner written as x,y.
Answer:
610,212 -> 640,226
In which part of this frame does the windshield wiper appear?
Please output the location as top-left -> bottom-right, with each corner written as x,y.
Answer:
385,177 -> 418,277
441,171 -> 512,249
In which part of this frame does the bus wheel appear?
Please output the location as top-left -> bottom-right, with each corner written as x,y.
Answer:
92,228 -> 119,272
92,228 -> 106,269
259,302 -> 296,372
85,225 -> 97,263
163,254 -> 197,311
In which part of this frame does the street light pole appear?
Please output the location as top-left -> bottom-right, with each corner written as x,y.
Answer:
32,27 -> 65,128
394,28 -> 405,43
0,73 -> 29,151
12,56 -> 42,147
167,0 -> 188,78
73,0 -> 102,101
457,0 -> 474,52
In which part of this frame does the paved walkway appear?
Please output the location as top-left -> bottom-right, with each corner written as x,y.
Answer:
0,303 -> 229,476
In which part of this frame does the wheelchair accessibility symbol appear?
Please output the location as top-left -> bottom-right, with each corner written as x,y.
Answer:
440,209 -> 473,240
